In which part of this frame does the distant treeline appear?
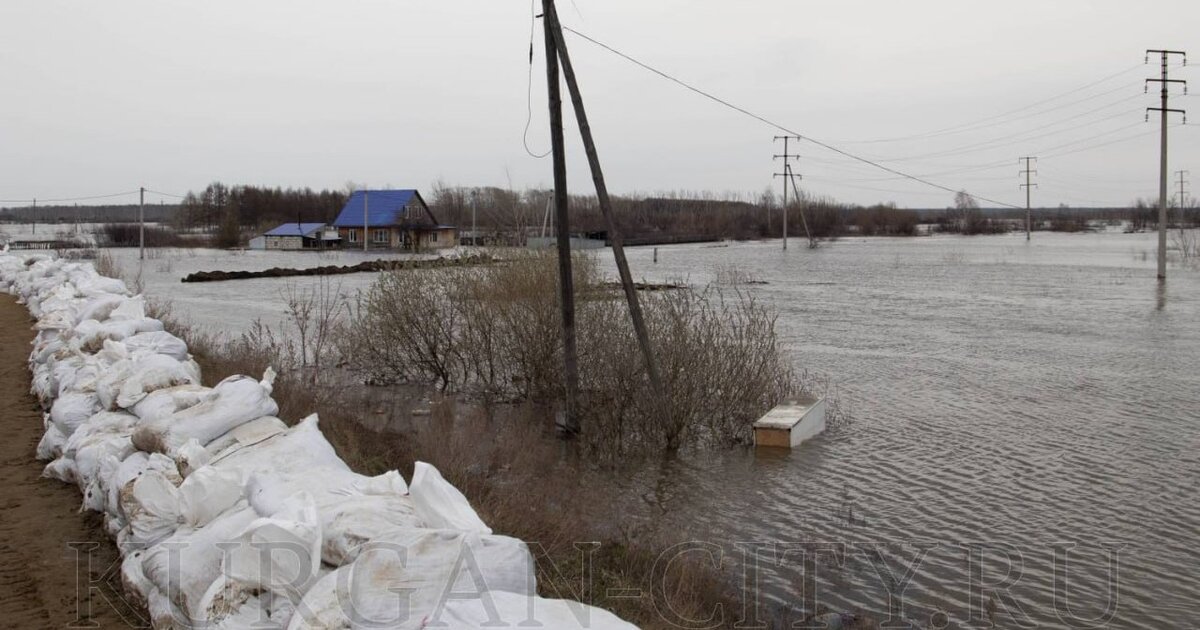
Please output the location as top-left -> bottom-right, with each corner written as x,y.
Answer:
174,182 -> 347,247
6,181 -> 1196,247
0,204 -> 177,224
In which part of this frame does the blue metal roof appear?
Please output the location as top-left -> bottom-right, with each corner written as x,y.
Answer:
333,190 -> 430,228
264,222 -> 326,237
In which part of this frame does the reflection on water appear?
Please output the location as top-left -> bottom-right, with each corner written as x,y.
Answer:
600,230 -> 1200,628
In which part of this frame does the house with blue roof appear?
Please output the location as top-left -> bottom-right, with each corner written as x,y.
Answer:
251,222 -> 340,250
331,189 -> 458,251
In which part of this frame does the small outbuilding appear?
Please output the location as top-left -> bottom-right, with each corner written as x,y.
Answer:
332,190 -> 458,251
258,223 -> 340,250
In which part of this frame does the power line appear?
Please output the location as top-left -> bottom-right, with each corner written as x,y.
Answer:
867,97 -> 1143,164
143,189 -> 187,199
840,64 -> 1146,144
1040,123 -> 1184,160
0,190 -> 139,204
561,26 -> 1022,209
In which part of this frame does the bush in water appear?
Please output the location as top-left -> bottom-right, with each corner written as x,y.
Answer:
341,251 -> 803,456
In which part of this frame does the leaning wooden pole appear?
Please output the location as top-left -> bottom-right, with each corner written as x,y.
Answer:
543,0 -> 581,438
546,1 -> 665,396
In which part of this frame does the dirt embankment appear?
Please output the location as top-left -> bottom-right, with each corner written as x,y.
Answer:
0,295 -> 140,628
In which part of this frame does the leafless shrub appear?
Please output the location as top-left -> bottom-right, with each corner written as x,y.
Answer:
1173,227 -> 1198,262
93,250 -> 120,279
342,251 -> 807,456
280,277 -> 350,382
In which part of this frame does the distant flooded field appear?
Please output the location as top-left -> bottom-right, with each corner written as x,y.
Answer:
110,229 -> 1199,627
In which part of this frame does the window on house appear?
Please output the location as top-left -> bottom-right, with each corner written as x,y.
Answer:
430,231 -> 438,242
347,229 -> 359,243
373,229 -> 389,243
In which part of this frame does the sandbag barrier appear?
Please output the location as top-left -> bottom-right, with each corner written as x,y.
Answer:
180,254 -> 494,283
0,250 -> 636,630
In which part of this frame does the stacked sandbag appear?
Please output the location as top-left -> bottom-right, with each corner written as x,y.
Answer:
0,251 -> 638,630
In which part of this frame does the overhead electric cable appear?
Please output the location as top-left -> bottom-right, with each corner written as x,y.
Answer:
561,26 -> 1022,209
841,64 -> 1145,144
0,190 -> 139,204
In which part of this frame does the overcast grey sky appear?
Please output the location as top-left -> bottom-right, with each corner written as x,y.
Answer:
1,0 -> 1197,209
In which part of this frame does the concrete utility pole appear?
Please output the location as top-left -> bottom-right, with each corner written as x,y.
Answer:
774,135 -> 801,251
784,165 -> 815,248
470,189 -> 478,248
1176,170 -> 1190,223
1146,49 -> 1187,281
542,0 -> 581,437
31,198 -> 36,235
139,187 -> 145,260
1019,157 -> 1038,241
363,190 -> 369,253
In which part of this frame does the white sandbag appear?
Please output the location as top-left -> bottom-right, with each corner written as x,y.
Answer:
410,461 -> 492,534
203,416 -> 288,460
63,410 -> 137,458
178,466 -> 245,528
31,370 -> 55,406
141,505 -> 259,620
132,370 -> 278,455
113,354 -> 202,409
36,422 -> 67,461
123,331 -> 190,362
319,473 -> 419,566
124,471 -> 185,547
74,274 -> 129,297
197,493 -> 323,629
62,410 -> 138,494
106,452 -> 149,523
71,317 -> 164,353
129,384 -> 211,423
43,457 -> 78,485
119,454 -> 185,546
75,293 -> 126,325
146,587 -> 187,630
436,590 -> 639,630
107,295 -> 146,321
53,355 -> 101,398
35,309 -> 77,333
73,435 -> 134,495
49,391 -> 101,437
285,527 -> 534,630
121,550 -> 153,611
176,439 -> 213,478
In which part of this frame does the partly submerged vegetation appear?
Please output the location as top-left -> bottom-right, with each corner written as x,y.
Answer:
115,251 -> 856,628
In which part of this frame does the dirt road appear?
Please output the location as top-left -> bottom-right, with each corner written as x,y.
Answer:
0,294 -> 140,628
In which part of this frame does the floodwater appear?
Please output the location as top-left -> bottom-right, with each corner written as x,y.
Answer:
598,229 -> 1200,629
109,230 -> 1199,628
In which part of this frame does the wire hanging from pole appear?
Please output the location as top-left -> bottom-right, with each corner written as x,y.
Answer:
522,0 -> 552,159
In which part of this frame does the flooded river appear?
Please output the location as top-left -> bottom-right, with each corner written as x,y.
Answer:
602,230 -> 1200,628
113,229 -> 1199,628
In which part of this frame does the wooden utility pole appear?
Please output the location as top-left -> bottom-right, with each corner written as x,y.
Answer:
544,0 -> 665,401
543,0 -> 581,437
773,136 -> 801,251
31,198 -> 36,235
1019,157 -> 1037,241
1146,49 -> 1187,281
